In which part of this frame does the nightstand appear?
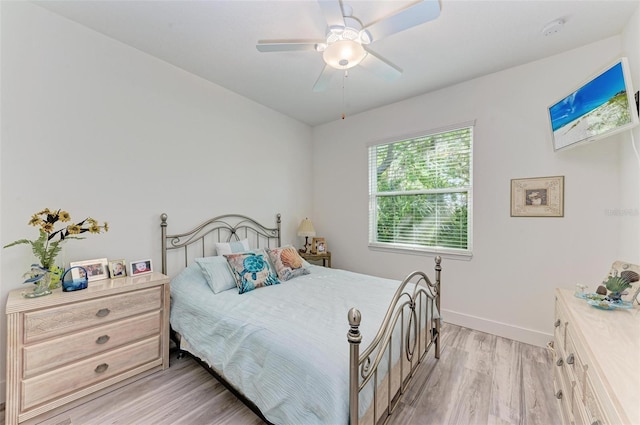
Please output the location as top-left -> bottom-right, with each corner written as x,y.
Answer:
300,251 -> 331,268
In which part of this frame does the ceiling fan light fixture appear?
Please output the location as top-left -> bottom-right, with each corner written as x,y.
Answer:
322,39 -> 366,70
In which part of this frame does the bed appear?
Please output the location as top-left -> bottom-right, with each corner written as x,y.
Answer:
161,213 -> 441,425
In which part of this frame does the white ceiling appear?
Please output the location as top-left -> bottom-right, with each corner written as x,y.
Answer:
34,0 -> 639,126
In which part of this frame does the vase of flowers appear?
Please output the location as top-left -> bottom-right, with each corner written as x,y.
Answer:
3,208 -> 108,298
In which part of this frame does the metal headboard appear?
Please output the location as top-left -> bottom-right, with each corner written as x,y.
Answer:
160,213 -> 281,275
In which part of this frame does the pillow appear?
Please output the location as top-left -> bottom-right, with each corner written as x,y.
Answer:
170,262 -> 206,290
215,238 -> 250,256
195,256 -> 237,294
225,249 -> 280,294
267,246 -> 310,281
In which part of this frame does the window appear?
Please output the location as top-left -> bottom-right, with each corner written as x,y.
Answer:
368,124 -> 473,256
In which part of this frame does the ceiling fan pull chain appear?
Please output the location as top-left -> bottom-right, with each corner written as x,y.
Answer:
342,70 -> 348,120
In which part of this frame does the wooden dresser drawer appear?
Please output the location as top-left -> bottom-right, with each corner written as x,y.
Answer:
23,287 -> 162,343
21,335 -> 161,411
554,298 -> 567,351
553,358 -> 572,424
23,310 -> 161,378
564,331 -> 587,394
583,374 -> 607,425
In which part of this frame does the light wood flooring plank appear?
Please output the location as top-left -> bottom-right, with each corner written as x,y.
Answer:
0,323 -> 560,425
489,336 -> 524,424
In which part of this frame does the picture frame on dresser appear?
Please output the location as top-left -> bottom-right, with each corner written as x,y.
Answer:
130,258 -> 153,276
70,258 -> 109,282
108,259 -> 127,278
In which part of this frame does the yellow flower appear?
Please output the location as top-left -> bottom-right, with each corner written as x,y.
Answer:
58,211 -> 71,222
4,208 -> 110,274
67,224 -> 81,234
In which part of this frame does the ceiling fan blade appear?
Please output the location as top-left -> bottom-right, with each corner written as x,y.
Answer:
313,64 -> 335,92
257,40 -> 320,52
364,0 -> 440,42
317,0 -> 345,29
359,49 -> 402,81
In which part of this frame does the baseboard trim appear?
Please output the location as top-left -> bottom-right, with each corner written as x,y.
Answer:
442,308 -> 553,348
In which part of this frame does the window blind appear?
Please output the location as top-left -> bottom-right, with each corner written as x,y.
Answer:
368,125 -> 473,254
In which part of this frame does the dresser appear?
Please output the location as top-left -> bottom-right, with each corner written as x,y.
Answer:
553,288 -> 639,425
5,272 -> 170,425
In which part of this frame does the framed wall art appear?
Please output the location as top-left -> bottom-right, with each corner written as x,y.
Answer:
511,176 -> 564,217
69,258 -> 109,282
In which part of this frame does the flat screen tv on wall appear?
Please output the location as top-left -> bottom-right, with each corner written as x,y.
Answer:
548,57 -> 639,151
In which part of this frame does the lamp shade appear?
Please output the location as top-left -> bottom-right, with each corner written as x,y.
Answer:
297,218 -> 316,237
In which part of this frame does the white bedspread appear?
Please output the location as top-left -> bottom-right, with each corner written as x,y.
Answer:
170,264 -> 432,425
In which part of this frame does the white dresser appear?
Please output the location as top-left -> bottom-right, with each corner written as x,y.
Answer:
553,288 -> 639,425
5,272 -> 170,425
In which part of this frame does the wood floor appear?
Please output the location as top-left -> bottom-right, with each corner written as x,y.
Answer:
2,323 -> 561,425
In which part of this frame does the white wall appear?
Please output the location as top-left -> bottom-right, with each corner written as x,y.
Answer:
0,2 -> 313,403
311,35 -> 638,347
620,5 -> 640,259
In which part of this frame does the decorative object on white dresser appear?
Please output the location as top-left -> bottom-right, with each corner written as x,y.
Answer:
5,272 -> 170,425
553,288 -> 639,425
605,260 -> 640,304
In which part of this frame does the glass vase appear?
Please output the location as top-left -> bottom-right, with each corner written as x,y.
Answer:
24,271 -> 53,298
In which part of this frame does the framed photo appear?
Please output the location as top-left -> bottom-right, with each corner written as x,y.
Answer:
69,258 -> 109,282
511,176 -> 564,217
311,237 -> 327,254
130,259 -> 153,276
108,259 -> 127,279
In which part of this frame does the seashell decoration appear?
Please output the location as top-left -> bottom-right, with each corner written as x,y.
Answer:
604,275 -> 632,294
620,270 -> 639,283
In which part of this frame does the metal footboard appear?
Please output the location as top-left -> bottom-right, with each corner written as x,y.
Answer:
348,256 -> 442,425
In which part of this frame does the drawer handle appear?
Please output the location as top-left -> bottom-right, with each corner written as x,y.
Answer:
95,335 -> 110,345
554,319 -> 561,327
556,358 -> 564,366
566,353 -> 574,365
96,308 -> 110,318
555,389 -> 562,400
94,363 -> 109,374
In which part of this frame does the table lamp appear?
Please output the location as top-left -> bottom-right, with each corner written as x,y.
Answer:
297,218 -> 316,253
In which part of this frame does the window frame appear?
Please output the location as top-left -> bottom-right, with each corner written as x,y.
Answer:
367,122 -> 474,258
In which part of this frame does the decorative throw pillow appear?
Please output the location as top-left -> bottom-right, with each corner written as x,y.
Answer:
195,256 -> 237,294
267,246 -> 310,281
215,238 -> 250,256
225,249 -> 281,294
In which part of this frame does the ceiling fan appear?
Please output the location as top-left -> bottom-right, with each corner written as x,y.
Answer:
256,0 -> 441,92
